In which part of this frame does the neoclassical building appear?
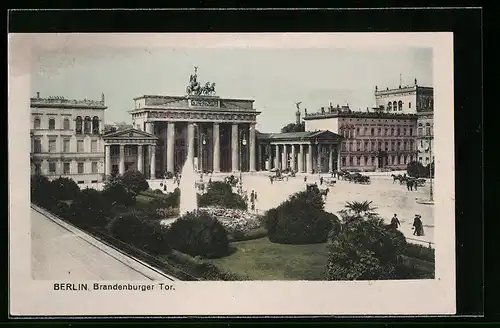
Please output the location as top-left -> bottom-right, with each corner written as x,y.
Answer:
30,92 -> 106,184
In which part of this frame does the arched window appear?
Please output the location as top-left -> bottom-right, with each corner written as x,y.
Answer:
425,123 -> 431,136
92,116 -> 100,134
75,116 -> 83,134
48,118 -> 55,130
84,116 -> 92,134
392,101 -> 397,111
33,117 -> 41,129
63,118 -> 70,130
387,102 -> 392,111
417,123 -> 423,137
398,101 -> 403,111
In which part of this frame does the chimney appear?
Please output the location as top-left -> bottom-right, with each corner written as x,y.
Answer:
36,92 -> 40,98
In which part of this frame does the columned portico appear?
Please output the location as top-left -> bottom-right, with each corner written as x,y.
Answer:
213,123 -> 221,173
249,123 -> 256,172
298,144 -> 304,173
231,123 -> 239,172
103,128 -> 159,179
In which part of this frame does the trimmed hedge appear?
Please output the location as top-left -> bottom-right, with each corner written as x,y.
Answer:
165,250 -> 249,281
198,181 -> 247,210
228,226 -> 268,242
167,211 -> 230,258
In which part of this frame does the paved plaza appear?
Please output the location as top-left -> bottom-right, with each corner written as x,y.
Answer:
149,172 -> 435,246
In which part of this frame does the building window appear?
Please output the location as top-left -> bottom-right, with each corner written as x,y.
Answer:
34,163 -> 41,175
63,118 -> 70,130
364,127 -> 367,136
92,116 -> 100,134
391,141 -> 395,151
78,162 -> 84,174
397,128 -> 400,136
84,116 -> 92,134
356,141 -> 361,151
385,128 -> 388,136
387,102 -> 392,111
110,145 -> 120,156
371,128 -> 374,136
91,140 -> 97,152
403,141 -> 407,151
357,156 -> 361,166
398,101 -> 403,111
418,127 -> 423,137
34,117 -> 41,129
420,140 -> 424,148
393,101 -> 397,111
403,128 -> 407,136
391,128 -> 394,136
48,139 -> 56,153
378,141 -> 382,150
49,162 -> 56,174
425,123 -> 431,136
397,141 -> 401,150
77,140 -> 84,152
371,156 -> 375,165
92,162 -> 98,173
364,156 -> 368,166
63,162 -> 70,174
393,155 -> 397,164
384,142 -> 388,150
372,141 -> 376,150
364,141 -> 368,151
341,142 -> 346,151
410,128 -> 413,136
63,139 -> 70,153
342,157 -> 346,166
48,118 -> 55,130
410,141 -> 414,150
33,139 -> 41,153
409,102 -> 412,108
76,116 -> 83,134
350,157 -> 354,166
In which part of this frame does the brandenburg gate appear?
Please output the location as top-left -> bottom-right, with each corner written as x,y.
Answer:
127,68 -> 261,177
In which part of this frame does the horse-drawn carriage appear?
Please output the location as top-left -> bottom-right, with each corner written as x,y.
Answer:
325,179 -> 337,187
342,172 -> 371,184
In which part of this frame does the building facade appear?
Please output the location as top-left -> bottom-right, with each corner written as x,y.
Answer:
30,92 -> 107,184
304,106 -> 418,171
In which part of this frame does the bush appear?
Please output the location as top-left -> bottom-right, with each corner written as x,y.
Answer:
67,188 -> 111,228
264,186 -> 338,244
229,226 -> 268,242
102,183 -> 135,206
407,161 -> 434,178
50,177 -> 81,201
107,212 -> 171,255
166,211 -> 230,258
327,216 -> 407,281
198,181 -> 247,210
154,189 -> 164,194
121,170 -> 149,195
403,243 -> 435,262
31,175 -> 58,209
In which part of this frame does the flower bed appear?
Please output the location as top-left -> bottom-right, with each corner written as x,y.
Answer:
199,207 -> 261,234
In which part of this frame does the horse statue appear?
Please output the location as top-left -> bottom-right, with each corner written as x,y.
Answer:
201,82 -> 211,95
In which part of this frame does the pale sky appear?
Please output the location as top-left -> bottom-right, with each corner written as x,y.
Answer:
32,46 -> 432,132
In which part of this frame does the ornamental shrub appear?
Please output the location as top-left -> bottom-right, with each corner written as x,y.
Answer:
264,186 -> 339,244
197,181 -> 247,210
166,210 -> 230,258
50,177 -> 81,201
107,211 -> 171,255
327,216 -> 407,281
30,175 -> 58,209
102,182 -> 135,206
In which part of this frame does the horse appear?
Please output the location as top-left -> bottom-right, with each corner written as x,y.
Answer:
391,174 -> 403,183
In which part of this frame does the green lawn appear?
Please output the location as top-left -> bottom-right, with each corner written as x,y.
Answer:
209,237 -> 330,280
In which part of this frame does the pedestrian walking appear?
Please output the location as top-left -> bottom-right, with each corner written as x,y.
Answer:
320,176 -> 324,185
270,176 -> 274,184
304,176 -> 307,183
412,214 -> 424,236
390,213 -> 401,230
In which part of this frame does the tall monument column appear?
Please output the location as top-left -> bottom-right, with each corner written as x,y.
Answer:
249,123 -> 256,172
281,145 -> 287,169
274,144 -> 279,169
150,145 -> 156,178
231,123 -> 239,172
105,144 -> 111,177
307,144 -> 313,173
167,122 -> 175,173
137,144 -> 144,173
187,123 -> 195,165
213,123 -> 220,173
119,145 -> 125,175
329,144 -> 334,172
298,144 -> 304,173
290,144 -> 296,171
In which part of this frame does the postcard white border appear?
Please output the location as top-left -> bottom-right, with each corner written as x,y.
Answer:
9,32 -> 455,316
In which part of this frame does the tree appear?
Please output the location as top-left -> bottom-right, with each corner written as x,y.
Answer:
68,188 -> 111,228
30,174 -> 57,209
198,181 -> 247,210
121,170 -> 149,198
102,182 -> 135,206
281,122 -> 305,133
50,177 -> 81,201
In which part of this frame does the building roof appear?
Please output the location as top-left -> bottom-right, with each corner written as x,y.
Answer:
257,130 -> 342,141
102,128 -> 158,140
303,111 -> 418,120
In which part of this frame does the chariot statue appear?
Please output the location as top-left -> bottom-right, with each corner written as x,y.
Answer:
186,66 -> 216,96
